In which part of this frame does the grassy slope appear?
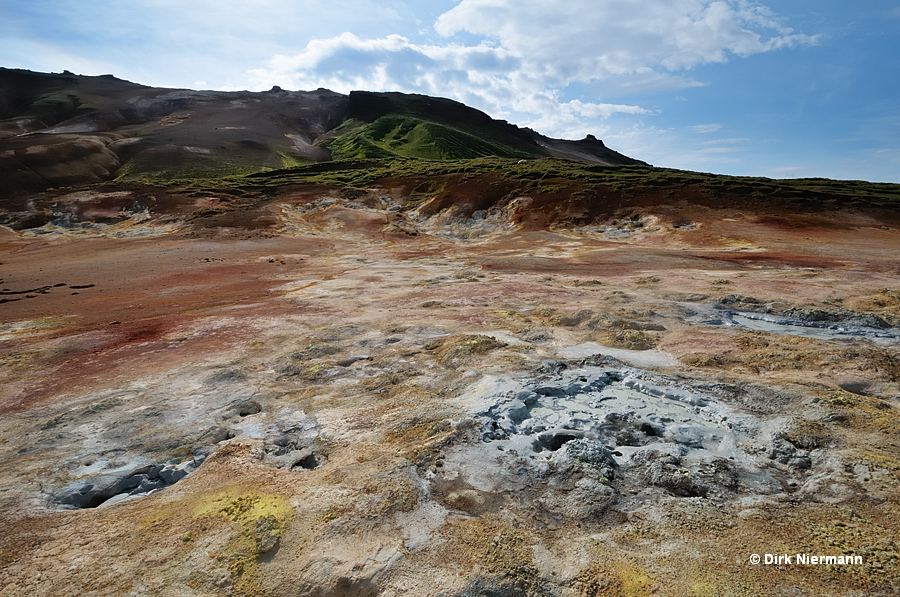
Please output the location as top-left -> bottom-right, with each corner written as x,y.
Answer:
235,157 -> 900,208
6,153 -> 900,232
322,116 -> 547,161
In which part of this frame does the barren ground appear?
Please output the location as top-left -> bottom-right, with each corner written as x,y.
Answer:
1,184 -> 900,596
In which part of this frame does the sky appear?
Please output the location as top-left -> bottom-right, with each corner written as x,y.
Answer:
1,1 -> 899,182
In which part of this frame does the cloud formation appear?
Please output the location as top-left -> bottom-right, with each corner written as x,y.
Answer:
435,0 -> 813,77
692,124 -> 723,133
249,33 -> 651,136
0,0 -> 414,89
250,0 -> 816,138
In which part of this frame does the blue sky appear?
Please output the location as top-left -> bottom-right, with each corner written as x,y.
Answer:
1,0 -> 898,182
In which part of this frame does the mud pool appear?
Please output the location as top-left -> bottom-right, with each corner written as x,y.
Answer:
443,361 -> 807,503
54,455 -> 205,509
728,312 -> 899,344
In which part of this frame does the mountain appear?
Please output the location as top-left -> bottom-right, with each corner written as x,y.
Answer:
0,68 -> 644,197
325,91 -> 637,165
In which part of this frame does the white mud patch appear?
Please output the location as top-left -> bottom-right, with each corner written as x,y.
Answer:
558,342 -> 678,368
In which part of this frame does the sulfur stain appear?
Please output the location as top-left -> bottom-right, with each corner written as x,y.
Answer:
195,491 -> 295,595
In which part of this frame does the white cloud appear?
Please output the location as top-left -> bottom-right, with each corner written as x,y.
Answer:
701,137 -> 748,145
696,146 -> 743,154
434,0 -> 817,81
0,0 -> 417,90
249,32 -> 651,136
567,100 -> 651,119
692,124 -> 723,133
251,33 -> 522,108
249,1 -> 816,139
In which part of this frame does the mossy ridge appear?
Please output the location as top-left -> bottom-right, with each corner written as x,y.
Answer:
857,450 -> 900,480
233,157 -> 900,206
852,289 -> 900,326
95,154 -> 900,220
388,417 -> 459,473
682,578 -> 764,597
277,151 -> 315,169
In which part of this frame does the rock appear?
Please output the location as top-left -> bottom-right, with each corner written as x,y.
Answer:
209,368 -> 247,384
667,427 -> 704,448
782,307 -> 890,329
135,477 -> 164,493
291,452 -> 320,471
717,294 -> 765,310
158,466 -> 188,484
555,309 -> 594,327
637,451 -> 708,497
534,386 -> 566,398
97,493 -> 139,508
534,429 -> 584,452
336,355 -> 369,367
258,532 -> 279,553
520,328 -> 552,343
787,456 -> 812,470
564,439 -> 618,479
236,401 -> 262,417
564,383 -> 586,396
502,399 -> 529,424
698,458 -> 740,490
517,391 -> 538,406
196,426 -> 233,450
255,515 -> 281,553
538,476 -> 616,520
769,438 -> 811,469
838,380 -> 871,395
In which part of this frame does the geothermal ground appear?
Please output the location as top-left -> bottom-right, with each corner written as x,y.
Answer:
2,177 -> 900,597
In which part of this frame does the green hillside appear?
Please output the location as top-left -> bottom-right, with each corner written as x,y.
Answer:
323,115 -> 547,161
